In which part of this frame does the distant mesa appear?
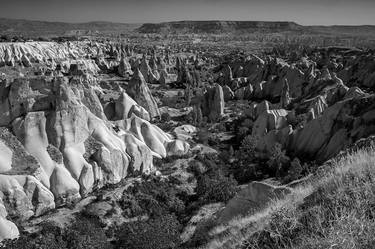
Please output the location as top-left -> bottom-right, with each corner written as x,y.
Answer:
137,21 -> 303,34
0,18 -> 140,37
0,18 -> 375,38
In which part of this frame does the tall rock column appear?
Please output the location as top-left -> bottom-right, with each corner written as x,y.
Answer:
127,69 -> 160,118
202,84 -> 225,122
280,78 -> 291,108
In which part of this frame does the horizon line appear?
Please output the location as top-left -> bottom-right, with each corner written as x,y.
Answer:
1,16 -> 375,27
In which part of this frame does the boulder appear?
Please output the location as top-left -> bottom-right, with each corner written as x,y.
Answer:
252,109 -> 289,137
166,140 -> 190,156
217,181 -> 291,224
181,203 -> 224,243
0,216 -> 19,241
173,125 -> 197,141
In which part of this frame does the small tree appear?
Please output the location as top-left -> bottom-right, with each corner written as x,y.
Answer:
239,134 -> 259,156
267,143 -> 290,177
231,134 -> 261,183
285,158 -> 303,182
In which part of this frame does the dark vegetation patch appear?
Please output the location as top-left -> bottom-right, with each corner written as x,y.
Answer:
3,215 -> 112,249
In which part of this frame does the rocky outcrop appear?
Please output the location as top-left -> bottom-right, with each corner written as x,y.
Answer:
0,42 -> 90,67
289,95 -> 375,161
114,114 -> 189,158
252,109 -> 289,137
159,69 -> 177,86
217,182 -> 291,224
234,85 -> 253,100
280,78 -> 291,108
0,72 -> 188,239
201,84 -> 225,122
337,54 -> 375,89
140,55 -> 158,83
118,55 -> 133,77
0,202 -> 19,241
0,127 -> 56,240
127,69 -> 160,118
114,91 -> 150,121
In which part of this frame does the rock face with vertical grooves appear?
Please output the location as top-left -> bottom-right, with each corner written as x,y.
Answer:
0,65 -> 188,240
127,69 -> 161,118
202,84 -> 225,122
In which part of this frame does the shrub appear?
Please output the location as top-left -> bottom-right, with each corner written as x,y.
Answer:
232,163 -> 260,184
136,192 -> 166,217
239,134 -> 259,159
196,129 -> 210,145
119,193 -> 143,217
266,143 -> 290,177
4,232 -> 67,249
230,134 -> 263,183
160,112 -> 171,122
3,223 -> 67,249
65,216 -> 112,249
284,158 -> 303,182
115,214 -> 181,249
238,126 -> 250,138
3,217 -> 112,249
120,177 -> 186,219
196,172 -> 238,204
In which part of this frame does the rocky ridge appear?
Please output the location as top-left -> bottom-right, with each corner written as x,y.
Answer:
0,42 -> 190,242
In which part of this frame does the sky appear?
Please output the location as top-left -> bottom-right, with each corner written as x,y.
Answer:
0,0 -> 374,25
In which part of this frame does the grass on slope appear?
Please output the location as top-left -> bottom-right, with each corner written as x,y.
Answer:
203,145 -> 375,249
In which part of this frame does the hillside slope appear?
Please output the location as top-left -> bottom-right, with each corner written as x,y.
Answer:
202,137 -> 375,249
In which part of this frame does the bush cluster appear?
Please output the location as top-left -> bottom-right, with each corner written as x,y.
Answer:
193,154 -> 238,204
115,214 -> 181,249
232,135 -> 305,184
119,177 -> 187,219
3,216 -> 111,249
196,172 -> 238,204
